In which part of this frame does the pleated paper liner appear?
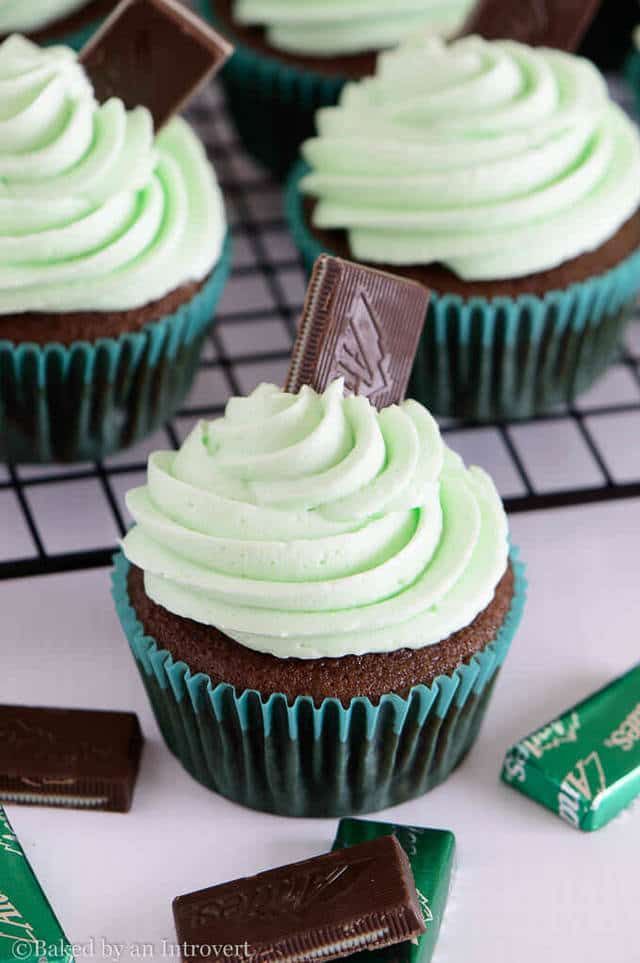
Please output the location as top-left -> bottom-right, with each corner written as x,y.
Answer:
0,234 -> 231,464
626,49 -> 640,122
286,160 -> 640,422
113,549 -> 527,818
195,0 -> 346,179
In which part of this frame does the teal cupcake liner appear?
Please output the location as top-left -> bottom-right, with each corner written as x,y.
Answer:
0,233 -> 232,464
286,160 -> 640,422
52,17 -> 103,51
112,548 -> 526,818
195,0 -> 346,179
625,50 -> 640,120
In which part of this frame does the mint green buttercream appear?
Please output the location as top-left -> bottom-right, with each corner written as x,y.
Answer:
0,0 -> 88,32
234,0 -> 473,55
301,35 -> 640,280
121,380 -> 509,659
0,35 -> 226,313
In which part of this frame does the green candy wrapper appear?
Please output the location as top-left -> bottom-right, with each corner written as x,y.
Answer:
333,819 -> 455,963
0,807 -> 73,963
286,160 -> 640,421
0,234 -> 231,464
113,549 -> 526,817
194,0 -> 345,179
502,665 -> 640,831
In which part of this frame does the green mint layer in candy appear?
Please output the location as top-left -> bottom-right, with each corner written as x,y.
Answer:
502,664 -> 640,831
332,818 -> 455,963
0,807 -> 73,963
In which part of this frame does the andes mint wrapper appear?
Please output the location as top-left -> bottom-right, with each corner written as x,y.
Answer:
502,664 -> 640,831
332,818 -> 455,963
0,806 -> 73,963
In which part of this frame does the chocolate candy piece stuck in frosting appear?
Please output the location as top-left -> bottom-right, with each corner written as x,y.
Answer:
285,255 -> 429,408
0,705 -> 143,812
460,0 -> 602,52
173,836 -> 425,963
0,36 -> 226,315
80,0 -> 233,130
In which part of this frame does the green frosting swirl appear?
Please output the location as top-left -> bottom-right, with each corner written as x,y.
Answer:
233,0 -> 473,55
0,0 -> 88,33
0,35 -> 225,314
302,35 -> 640,280
122,380 -> 509,660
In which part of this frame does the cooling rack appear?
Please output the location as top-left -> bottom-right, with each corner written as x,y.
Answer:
2,81 -> 640,580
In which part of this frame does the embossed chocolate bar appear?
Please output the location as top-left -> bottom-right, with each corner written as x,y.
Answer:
173,836 -> 425,963
80,0 -> 233,129
0,705 -> 143,813
285,255 -> 429,409
460,0 -> 602,52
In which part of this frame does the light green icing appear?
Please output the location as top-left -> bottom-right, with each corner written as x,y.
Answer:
0,0 -> 88,33
0,35 -> 225,313
233,0 -> 473,55
301,35 -> 640,280
122,380 -> 509,659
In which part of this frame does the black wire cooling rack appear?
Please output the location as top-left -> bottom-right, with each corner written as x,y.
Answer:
2,81 -> 640,580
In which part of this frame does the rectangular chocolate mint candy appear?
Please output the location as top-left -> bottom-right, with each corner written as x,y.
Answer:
173,836 -> 425,963
285,255 -> 429,409
0,705 -> 143,813
332,819 -> 455,963
502,664 -> 640,831
0,806 -> 73,963
80,0 -> 233,129
460,0 -> 602,51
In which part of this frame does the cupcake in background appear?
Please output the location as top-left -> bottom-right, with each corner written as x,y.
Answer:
287,35 -> 640,421
195,0 -> 475,177
114,378 -> 526,817
0,35 -> 231,463
0,0 -> 117,49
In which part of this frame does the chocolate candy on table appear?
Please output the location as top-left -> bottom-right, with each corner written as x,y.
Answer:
285,255 -> 430,409
460,0 -> 603,52
80,0 -> 233,129
0,705 -> 143,813
502,664 -> 640,831
173,836 -> 426,963
0,806 -> 73,963
333,819 -> 456,963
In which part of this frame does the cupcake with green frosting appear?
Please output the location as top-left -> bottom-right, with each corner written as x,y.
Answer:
0,35 -> 231,463
113,378 -> 526,817
195,0 -> 474,178
287,35 -> 640,420
0,0 -> 116,50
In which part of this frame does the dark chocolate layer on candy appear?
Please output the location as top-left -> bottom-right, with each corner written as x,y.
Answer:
460,0 -> 602,52
80,0 -> 233,129
286,256 -> 429,408
173,836 -> 425,963
0,705 -> 143,812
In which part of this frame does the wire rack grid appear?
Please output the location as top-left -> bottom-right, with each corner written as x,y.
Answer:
1,81 -> 640,580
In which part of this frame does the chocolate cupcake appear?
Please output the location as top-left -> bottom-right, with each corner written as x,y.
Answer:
0,0 -> 117,49
0,35 -> 231,463
194,0 -> 474,177
287,35 -> 640,421
113,378 -> 526,817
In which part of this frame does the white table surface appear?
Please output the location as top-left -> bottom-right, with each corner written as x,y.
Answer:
2,498 -> 639,963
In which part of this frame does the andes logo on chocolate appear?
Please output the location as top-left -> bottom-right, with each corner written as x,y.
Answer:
192,859 -> 374,928
333,292 -> 391,404
0,717 -> 114,767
